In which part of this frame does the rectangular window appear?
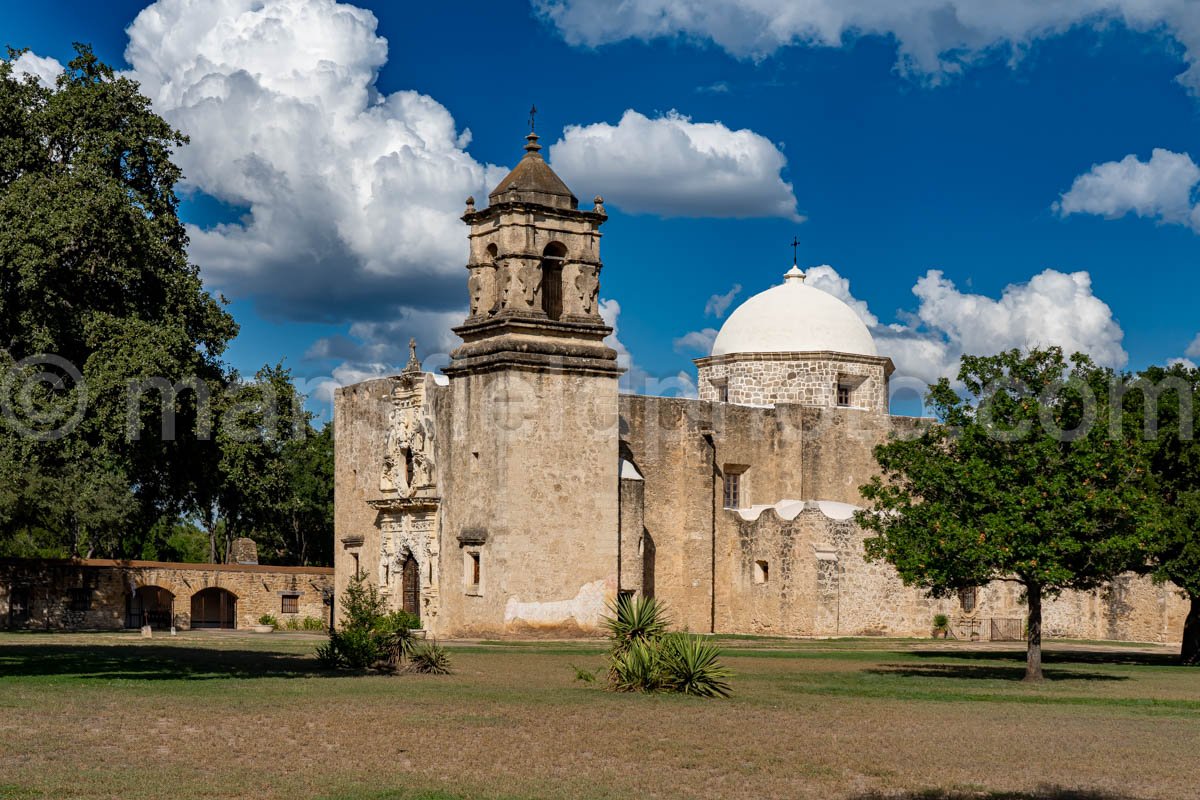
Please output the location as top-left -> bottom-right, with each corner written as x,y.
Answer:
281,594 -> 300,614
723,472 -> 741,509
68,588 -> 92,613
9,587 -> 31,623
465,550 -> 482,595
718,384 -> 729,403
836,384 -> 852,407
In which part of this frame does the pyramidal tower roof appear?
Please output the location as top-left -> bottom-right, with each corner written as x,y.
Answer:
488,132 -> 578,210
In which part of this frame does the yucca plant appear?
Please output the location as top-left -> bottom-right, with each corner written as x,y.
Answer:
407,641 -> 452,674
600,595 -> 732,697
609,638 -> 665,693
659,633 -> 733,698
603,594 -> 670,655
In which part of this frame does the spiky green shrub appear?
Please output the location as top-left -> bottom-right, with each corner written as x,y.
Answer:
407,641 -> 452,674
658,633 -> 732,698
301,616 -> 326,631
258,613 -> 279,629
603,595 -> 670,655
600,595 -> 731,697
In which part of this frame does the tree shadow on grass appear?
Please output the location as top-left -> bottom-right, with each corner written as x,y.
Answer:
0,643 -> 333,681
851,789 -> 1132,800
866,663 -> 1127,682
907,649 -> 1178,668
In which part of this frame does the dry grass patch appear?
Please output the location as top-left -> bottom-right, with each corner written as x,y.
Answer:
0,632 -> 1193,800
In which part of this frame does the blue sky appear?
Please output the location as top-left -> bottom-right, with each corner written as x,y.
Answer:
4,0 -> 1200,418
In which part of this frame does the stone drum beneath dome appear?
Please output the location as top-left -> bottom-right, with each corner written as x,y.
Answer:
694,265 -> 894,412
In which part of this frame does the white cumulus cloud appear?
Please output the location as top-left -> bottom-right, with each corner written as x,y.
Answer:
1186,333 -> 1200,359
1056,148 -> 1200,231
534,0 -> 1200,92
8,51 -> 64,88
124,0 -> 508,322
548,110 -> 800,219
704,284 -> 742,317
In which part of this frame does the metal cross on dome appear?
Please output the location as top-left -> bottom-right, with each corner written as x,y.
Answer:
790,236 -> 800,265
528,104 -> 537,134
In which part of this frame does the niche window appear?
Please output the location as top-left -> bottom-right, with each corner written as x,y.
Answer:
281,594 -> 300,614
723,471 -> 742,509
753,560 -> 769,585
836,384 -> 852,407
68,588 -> 92,613
958,587 -> 978,613
9,587 -> 30,624
540,242 -> 566,320
465,550 -> 482,596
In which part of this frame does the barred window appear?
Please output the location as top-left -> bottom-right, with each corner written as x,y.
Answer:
723,472 -> 741,509
281,594 -> 300,614
958,587 -> 978,613
68,588 -> 92,613
837,384 -> 852,407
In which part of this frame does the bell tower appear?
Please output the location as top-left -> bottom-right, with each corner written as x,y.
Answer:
447,128 -> 618,374
438,124 -> 622,637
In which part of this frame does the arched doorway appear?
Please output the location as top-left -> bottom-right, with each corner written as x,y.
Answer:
540,242 -> 566,320
190,587 -> 237,629
401,554 -> 420,617
126,586 -> 174,629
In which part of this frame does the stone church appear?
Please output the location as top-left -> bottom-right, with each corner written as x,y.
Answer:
333,129 -> 1187,643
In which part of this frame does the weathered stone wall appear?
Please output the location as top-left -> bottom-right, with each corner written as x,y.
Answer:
718,507 -> 1187,643
333,376 -> 397,624
434,367 -> 620,638
0,559 -> 333,630
696,352 -> 890,413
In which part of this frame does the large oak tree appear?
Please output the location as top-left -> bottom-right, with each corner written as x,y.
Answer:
858,348 -> 1154,680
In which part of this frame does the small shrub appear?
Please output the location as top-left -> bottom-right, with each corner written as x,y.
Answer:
407,641 -> 452,674
284,617 -> 301,631
301,616 -> 326,631
571,664 -> 598,683
317,573 -> 425,672
658,633 -> 732,698
600,595 -> 732,697
258,614 -> 279,629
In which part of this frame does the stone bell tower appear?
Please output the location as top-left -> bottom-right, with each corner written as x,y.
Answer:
438,124 -> 623,637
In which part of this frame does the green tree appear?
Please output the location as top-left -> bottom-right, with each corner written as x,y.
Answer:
0,45 -> 237,556
857,348 -> 1153,681
1124,363 -> 1200,664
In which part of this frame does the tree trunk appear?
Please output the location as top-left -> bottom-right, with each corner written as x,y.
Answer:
1182,595 -> 1200,666
1024,583 -> 1044,682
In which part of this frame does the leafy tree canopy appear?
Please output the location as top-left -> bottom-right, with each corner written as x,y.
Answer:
858,347 -> 1155,679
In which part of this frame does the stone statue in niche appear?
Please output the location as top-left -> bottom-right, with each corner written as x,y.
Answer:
380,402 -> 435,496
468,267 -> 496,317
517,263 -> 540,310
468,269 -> 485,317
573,264 -> 599,316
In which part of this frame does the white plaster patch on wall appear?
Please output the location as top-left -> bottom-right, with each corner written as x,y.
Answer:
503,578 -> 613,629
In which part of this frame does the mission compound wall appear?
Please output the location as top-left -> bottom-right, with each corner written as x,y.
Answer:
1,558 -> 332,631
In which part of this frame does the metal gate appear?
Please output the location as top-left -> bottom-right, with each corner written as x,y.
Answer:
990,618 -> 1025,641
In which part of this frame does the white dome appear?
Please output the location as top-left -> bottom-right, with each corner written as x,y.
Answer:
711,266 -> 877,357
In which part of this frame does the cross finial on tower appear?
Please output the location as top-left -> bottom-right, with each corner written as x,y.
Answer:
790,236 -> 800,266
524,104 -> 542,153
404,337 -> 421,373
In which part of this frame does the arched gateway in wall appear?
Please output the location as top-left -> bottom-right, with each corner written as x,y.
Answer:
125,586 -> 174,629
190,587 -> 237,629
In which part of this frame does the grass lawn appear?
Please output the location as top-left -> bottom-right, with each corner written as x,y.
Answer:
0,632 -> 1195,800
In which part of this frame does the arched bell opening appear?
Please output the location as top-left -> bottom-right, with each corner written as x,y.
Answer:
540,242 -> 567,320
